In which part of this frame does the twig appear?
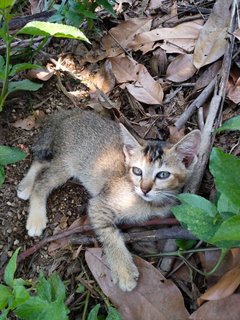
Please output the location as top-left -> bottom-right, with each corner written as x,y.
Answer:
175,77 -> 216,130
16,218 -> 179,263
9,10 -> 55,31
184,0 -> 238,193
56,71 -> 79,108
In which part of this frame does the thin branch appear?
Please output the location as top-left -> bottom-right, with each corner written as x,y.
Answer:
183,0 -> 238,194
175,77 -> 216,130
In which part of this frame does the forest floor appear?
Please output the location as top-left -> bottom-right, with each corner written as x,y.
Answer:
1,0 -> 240,319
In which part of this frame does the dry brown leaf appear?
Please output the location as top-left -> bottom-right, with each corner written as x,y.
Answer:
160,38 -> 196,54
48,216 -> 90,253
85,248 -> 189,320
129,20 -> 203,52
166,54 -> 197,82
102,18 -> 152,57
227,67 -> 240,104
198,266 -> 240,305
148,0 -> 165,10
194,60 -> 222,91
12,111 -> 45,130
190,294 -> 240,320
193,0 -> 232,69
109,56 -> 163,104
12,115 -> 36,131
233,28 -> 240,40
27,65 -> 55,81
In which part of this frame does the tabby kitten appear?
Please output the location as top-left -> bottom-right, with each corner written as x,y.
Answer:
17,109 -> 201,292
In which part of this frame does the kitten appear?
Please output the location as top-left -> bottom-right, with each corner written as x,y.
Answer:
17,109 -> 201,291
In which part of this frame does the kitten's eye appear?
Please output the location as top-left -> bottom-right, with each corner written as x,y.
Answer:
156,171 -> 171,179
132,167 -> 142,176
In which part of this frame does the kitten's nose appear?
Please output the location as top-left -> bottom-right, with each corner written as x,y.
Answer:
141,186 -> 151,195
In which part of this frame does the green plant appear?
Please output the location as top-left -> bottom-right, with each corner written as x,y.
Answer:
0,145 -> 26,187
49,0 -> 116,29
0,0 -> 90,111
0,248 -> 69,320
87,303 -> 122,320
172,115 -> 240,266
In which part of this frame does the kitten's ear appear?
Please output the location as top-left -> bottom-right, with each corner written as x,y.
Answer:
173,130 -> 201,168
119,124 -> 141,161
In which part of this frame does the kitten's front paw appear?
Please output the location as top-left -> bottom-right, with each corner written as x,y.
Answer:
111,260 -> 139,292
17,181 -> 32,200
27,214 -> 47,237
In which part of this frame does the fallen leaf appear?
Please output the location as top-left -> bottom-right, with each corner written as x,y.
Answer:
85,248 -> 189,320
194,60 -> 222,91
48,216 -> 90,253
12,112 -> 45,130
190,294 -> 240,320
27,65 -> 55,81
198,266 -> 240,305
129,20 -> 203,52
160,38 -> 196,54
166,54 -> 197,82
109,56 -> 163,104
102,18 -> 152,57
233,28 -> 240,40
148,0 -> 165,10
193,0 -> 232,69
227,71 -> 240,104
149,48 -> 168,77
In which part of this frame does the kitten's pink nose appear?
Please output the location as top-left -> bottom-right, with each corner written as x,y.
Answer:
141,186 -> 151,195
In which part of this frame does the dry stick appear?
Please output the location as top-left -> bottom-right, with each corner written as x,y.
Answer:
174,77 -> 216,130
184,0 -> 238,194
69,227 -> 197,246
17,218 -> 180,263
166,0 -> 238,276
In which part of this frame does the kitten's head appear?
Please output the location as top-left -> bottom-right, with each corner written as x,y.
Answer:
120,125 -> 201,205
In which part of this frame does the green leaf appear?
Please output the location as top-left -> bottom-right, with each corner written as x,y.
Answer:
4,248 -> 20,287
210,215 -> 240,247
0,165 -> 5,187
39,299 -> 69,320
0,309 -> 9,320
9,63 -> 41,77
217,115 -> 240,132
210,148 -> 240,208
87,304 -> 100,320
0,146 -> 26,165
177,193 -> 218,217
19,21 -> 90,43
7,79 -> 43,95
76,283 -> 85,294
15,297 -> 69,320
172,204 -> 222,243
96,0 -> 116,16
48,273 -> 66,302
0,0 -> 16,9
217,193 -> 240,215
106,306 -> 122,320
0,284 -> 13,309
36,272 -> 52,302
175,239 -> 197,251
11,285 -> 30,309
14,296 -> 49,319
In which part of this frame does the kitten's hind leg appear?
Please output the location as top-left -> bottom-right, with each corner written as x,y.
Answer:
27,163 -> 70,237
17,160 -> 49,200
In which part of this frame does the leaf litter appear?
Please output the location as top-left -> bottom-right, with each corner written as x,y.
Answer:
1,0 -> 240,319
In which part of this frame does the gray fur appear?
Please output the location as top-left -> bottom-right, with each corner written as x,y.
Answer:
17,109 -> 201,291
